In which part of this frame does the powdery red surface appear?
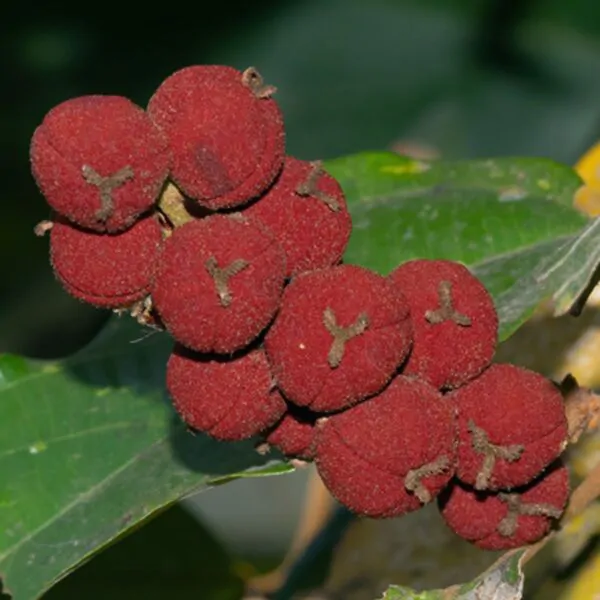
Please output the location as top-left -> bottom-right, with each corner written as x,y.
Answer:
152,214 -> 286,354
265,404 -> 321,460
453,363 -> 568,491
148,65 -> 284,209
50,215 -> 163,308
388,259 -> 497,389
315,375 -> 456,518
244,157 -> 351,278
167,345 -> 285,441
31,95 -> 171,232
439,462 -> 569,550
265,264 -> 413,412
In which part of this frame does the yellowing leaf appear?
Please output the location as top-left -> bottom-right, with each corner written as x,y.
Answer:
558,549 -> 600,600
575,141 -> 600,191
573,141 -> 600,218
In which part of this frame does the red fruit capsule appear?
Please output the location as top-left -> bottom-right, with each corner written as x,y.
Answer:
264,404 -> 321,460
453,363 -> 568,491
264,264 -> 413,412
148,65 -> 285,210
152,214 -> 286,354
31,95 -> 171,232
244,157 -> 352,278
439,462 -> 569,550
167,345 -> 286,441
315,376 -> 456,518
388,259 -> 497,390
49,215 -> 163,308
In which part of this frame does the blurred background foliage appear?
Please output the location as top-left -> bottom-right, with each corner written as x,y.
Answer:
4,0 -> 600,598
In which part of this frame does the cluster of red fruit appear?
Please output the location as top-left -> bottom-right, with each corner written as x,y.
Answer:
30,64 -> 570,552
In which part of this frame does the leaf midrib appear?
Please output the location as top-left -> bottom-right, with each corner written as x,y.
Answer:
0,422 -> 133,460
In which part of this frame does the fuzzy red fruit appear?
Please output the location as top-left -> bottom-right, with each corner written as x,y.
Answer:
264,264 -> 413,412
388,259 -> 497,389
49,215 -> 163,308
439,462 -> 569,550
31,95 -> 171,232
147,65 -> 285,210
167,345 -> 286,441
315,376 -> 456,518
264,404 -> 321,460
244,157 -> 351,278
152,214 -> 285,353
453,363 -> 567,491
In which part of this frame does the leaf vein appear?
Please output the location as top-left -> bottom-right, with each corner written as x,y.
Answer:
0,446 -> 148,565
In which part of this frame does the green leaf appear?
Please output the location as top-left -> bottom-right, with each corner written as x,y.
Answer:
380,586 -> 445,600
0,319 -> 292,600
379,550 -> 525,600
328,151 -> 585,271
472,220 -> 600,338
326,151 -> 594,339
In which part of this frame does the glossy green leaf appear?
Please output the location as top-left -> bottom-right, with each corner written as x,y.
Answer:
0,319 -> 292,600
326,151 -> 595,339
328,151 -> 585,272
471,220 -> 600,339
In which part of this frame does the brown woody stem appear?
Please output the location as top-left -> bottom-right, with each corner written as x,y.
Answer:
561,374 -> 600,443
